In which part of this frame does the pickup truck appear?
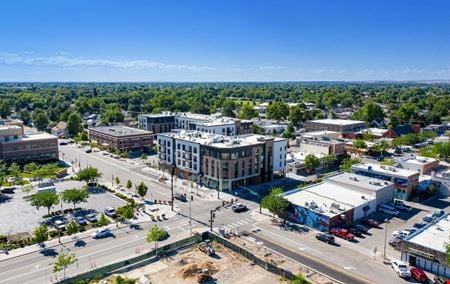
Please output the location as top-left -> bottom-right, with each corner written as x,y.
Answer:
393,200 -> 412,212
329,228 -> 354,241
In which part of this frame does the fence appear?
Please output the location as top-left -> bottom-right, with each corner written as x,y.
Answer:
59,234 -> 202,284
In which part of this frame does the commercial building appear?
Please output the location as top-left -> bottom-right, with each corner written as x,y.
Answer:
0,124 -> 58,163
138,112 -> 253,137
305,119 -> 366,134
399,214 -> 450,278
398,156 -> 440,175
298,130 -> 341,141
88,125 -> 153,152
157,130 -> 287,192
351,163 -> 419,200
283,172 -> 394,231
51,121 -> 68,138
296,137 -> 346,159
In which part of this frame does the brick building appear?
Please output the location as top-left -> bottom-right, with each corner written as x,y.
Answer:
88,125 -> 153,152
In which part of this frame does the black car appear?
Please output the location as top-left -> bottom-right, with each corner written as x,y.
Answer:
315,233 -> 335,244
174,193 -> 187,202
348,228 -> 363,237
413,222 -> 427,229
85,149 -> 92,153
59,141 -> 68,146
0,187 -> 16,194
354,224 -> 370,234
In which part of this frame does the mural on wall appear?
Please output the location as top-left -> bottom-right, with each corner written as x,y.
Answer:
287,205 -> 330,231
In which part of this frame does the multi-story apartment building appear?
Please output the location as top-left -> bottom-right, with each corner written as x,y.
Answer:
0,124 -> 58,163
351,163 -> 420,200
157,131 -> 287,192
138,112 -> 253,138
88,125 -> 153,152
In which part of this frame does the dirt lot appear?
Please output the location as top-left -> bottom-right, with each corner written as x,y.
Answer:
122,242 -> 282,284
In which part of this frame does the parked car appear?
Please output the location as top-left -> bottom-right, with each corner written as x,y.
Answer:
86,213 -> 98,223
378,204 -> 399,216
354,224 -> 370,234
394,202 -> 412,212
404,227 -> 417,234
54,220 -> 66,230
390,260 -> 411,278
104,206 -> 116,217
315,233 -> 335,244
410,267 -> 428,283
360,219 -> 380,228
91,227 -> 111,239
75,216 -> 87,226
231,203 -> 247,213
0,187 -> 16,194
329,228 -> 354,241
413,222 -> 427,229
422,214 -> 434,223
389,238 -> 401,247
433,210 -> 445,218
348,228 -> 363,237
393,230 -> 411,239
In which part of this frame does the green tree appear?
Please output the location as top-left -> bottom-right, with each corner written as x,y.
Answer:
115,176 -> 121,186
222,100 -> 236,117
239,103 -> 257,119
0,100 -> 11,118
354,102 -> 384,123
304,154 -> 320,173
53,250 -> 77,279
66,220 -> 79,238
266,101 -> 289,122
19,109 -> 31,125
67,113 -> 83,137
75,167 -> 102,184
97,213 -> 108,226
117,205 -> 134,221
8,162 -> 21,182
33,111 -> 49,131
24,162 -> 39,173
289,104 -> 305,127
22,184 -> 34,196
340,157 -> 361,172
396,102 -> 418,124
446,241 -> 450,266
141,153 -> 148,160
380,158 -> 395,166
62,188 -> 89,209
137,182 -> 148,199
126,180 -> 133,190
352,139 -> 367,149
30,191 -> 60,215
33,224 -> 49,244
146,225 -> 168,250
261,188 -> 290,220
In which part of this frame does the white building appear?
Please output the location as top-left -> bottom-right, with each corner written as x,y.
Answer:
398,156 -> 440,175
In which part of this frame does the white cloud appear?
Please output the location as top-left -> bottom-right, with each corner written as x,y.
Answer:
259,66 -> 284,70
0,52 -> 215,72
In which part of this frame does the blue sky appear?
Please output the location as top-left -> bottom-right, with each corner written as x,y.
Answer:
0,0 -> 449,82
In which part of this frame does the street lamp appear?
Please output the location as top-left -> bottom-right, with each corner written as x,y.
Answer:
171,165 -> 175,211
383,218 -> 390,258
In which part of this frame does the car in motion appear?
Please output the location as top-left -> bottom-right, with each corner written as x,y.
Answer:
86,213 -> 98,223
329,228 -> 354,241
231,203 -> 247,213
91,227 -> 111,239
390,260 -> 411,278
315,233 -> 335,244
75,216 -> 87,226
174,193 -> 187,202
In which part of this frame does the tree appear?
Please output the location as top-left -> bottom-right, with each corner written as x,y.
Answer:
354,102 -> 384,123
66,220 -> 79,238
340,157 -> 361,172
115,176 -> 121,186
117,205 -> 134,221
380,158 -> 395,166
30,191 -> 60,215
67,113 -> 83,137
289,104 -> 305,127
266,101 -> 289,122
141,153 -> 148,160
33,111 -> 49,131
79,131 -> 89,141
126,180 -> 133,190
396,102 -> 418,124
24,162 -> 39,173
222,100 -> 236,117
62,188 -> 89,209
146,225 -> 168,250
239,104 -> 257,119
22,184 -> 34,196
8,162 -> 21,182
19,109 -> 31,125
352,139 -> 367,149
137,182 -> 148,199
304,154 -> 320,173
446,241 -> 450,266
261,188 -> 289,220
0,100 -> 11,118
97,213 -> 108,226
33,224 -> 49,244
53,250 -> 77,279
75,167 -> 102,184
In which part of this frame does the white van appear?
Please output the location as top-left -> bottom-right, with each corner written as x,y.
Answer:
379,204 -> 399,216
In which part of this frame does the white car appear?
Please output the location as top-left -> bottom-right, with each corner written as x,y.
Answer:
54,220 -> 66,230
392,230 -> 411,239
91,227 -> 111,239
390,260 -> 411,278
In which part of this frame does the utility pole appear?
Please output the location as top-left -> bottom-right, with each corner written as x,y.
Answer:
209,210 -> 215,231
171,165 -> 175,211
383,218 -> 389,259
189,194 -> 193,236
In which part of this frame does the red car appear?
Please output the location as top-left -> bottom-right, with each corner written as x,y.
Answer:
330,228 -> 354,240
410,267 -> 428,283
360,219 -> 380,228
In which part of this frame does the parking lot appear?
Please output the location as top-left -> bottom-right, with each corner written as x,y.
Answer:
0,180 -> 126,235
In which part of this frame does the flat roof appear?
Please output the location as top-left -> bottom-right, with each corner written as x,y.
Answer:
401,156 -> 438,165
2,132 -> 57,143
326,172 -> 393,192
407,214 -> 449,253
308,119 -> 366,126
89,125 -> 152,136
351,163 -> 419,179
301,130 -> 340,136
139,113 -> 174,118
283,181 -> 375,218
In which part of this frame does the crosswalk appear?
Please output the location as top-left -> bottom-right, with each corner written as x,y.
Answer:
164,218 -> 197,231
217,218 -> 256,231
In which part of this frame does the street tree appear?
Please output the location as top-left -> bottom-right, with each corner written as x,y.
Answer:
53,250 -> 77,279
8,162 -> 21,180
126,180 -> 133,190
261,188 -> 289,221
340,157 -> 361,172
67,113 -> 83,137
66,220 -> 79,238
304,154 -> 320,173
33,224 -> 49,245
146,225 -> 168,250
62,188 -> 89,209
75,167 -> 102,185
24,162 -> 39,173
30,191 -> 60,215
22,184 -> 34,196
115,176 -> 121,186
117,205 -> 134,221
97,213 -> 108,226
137,182 -> 148,199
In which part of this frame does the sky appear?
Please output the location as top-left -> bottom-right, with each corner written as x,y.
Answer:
0,0 -> 450,82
